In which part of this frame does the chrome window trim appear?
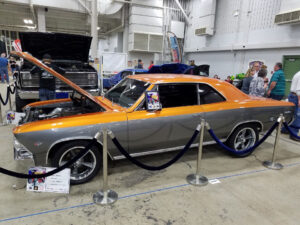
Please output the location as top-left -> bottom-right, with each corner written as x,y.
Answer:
112,139 -> 226,160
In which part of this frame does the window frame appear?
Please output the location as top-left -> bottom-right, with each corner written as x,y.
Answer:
197,83 -> 227,105
134,82 -> 227,111
157,83 -> 199,108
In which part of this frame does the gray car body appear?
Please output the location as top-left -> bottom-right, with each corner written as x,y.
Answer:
14,100 -> 294,167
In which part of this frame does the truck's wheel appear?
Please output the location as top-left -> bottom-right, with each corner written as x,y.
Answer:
226,124 -> 259,157
15,90 -> 28,112
52,141 -> 101,185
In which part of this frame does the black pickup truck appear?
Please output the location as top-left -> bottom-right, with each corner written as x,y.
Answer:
15,32 -> 99,112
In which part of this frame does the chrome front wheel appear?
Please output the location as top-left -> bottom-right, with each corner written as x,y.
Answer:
52,141 -> 101,184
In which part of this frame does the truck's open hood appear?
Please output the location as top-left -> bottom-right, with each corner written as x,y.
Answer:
19,32 -> 91,62
12,51 -> 112,110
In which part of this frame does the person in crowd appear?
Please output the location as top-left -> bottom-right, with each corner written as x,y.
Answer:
190,60 -> 195,66
133,59 -> 138,68
9,56 -> 19,79
281,69 -> 300,141
267,62 -> 285,100
252,61 -> 261,78
0,52 -> 9,83
31,54 -> 65,101
225,76 -> 233,84
249,68 -> 267,97
213,74 -> 220,79
137,59 -> 144,69
241,68 -> 255,94
148,60 -> 154,70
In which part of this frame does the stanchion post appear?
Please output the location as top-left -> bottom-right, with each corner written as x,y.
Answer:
263,114 -> 284,170
93,127 -> 118,205
186,119 -> 208,186
7,85 -> 12,111
0,103 -> 3,125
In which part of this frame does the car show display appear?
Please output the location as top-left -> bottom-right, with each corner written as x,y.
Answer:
11,51 -> 295,185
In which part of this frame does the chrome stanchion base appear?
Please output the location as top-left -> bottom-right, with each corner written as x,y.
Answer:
186,174 -> 208,186
263,160 -> 283,170
93,189 -> 118,205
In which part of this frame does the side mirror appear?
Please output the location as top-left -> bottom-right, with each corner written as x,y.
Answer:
145,91 -> 162,111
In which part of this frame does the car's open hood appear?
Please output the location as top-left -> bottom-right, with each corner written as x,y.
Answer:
19,32 -> 91,62
12,51 -> 112,110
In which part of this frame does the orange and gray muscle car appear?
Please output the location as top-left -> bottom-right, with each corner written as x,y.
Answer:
13,52 -> 295,184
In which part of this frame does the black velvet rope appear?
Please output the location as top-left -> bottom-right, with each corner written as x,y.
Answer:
208,122 -> 279,155
0,138 -> 98,179
110,127 -> 200,171
0,86 -> 10,105
283,122 -> 300,139
8,84 -> 16,94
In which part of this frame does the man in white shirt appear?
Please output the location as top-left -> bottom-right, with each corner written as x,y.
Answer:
282,70 -> 300,141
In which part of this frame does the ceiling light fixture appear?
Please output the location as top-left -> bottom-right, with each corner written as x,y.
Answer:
23,19 -> 33,24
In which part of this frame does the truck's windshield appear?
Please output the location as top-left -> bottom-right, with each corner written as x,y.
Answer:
104,78 -> 150,108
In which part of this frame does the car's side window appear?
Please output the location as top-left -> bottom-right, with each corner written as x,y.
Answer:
158,84 -> 198,108
198,83 -> 225,104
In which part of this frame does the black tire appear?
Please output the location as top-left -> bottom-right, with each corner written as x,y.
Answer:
226,124 -> 259,157
52,141 -> 102,185
15,90 -> 28,112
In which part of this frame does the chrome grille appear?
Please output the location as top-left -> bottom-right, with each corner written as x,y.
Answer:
21,72 -> 98,88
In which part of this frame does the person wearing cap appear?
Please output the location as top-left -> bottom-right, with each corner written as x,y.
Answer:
31,54 -> 65,101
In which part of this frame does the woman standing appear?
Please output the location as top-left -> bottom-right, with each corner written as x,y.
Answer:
249,69 -> 268,97
241,68 -> 255,94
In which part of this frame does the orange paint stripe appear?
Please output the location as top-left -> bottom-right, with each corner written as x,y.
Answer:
14,99 -> 293,134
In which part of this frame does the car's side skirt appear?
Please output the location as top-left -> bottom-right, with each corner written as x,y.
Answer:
112,139 -> 226,160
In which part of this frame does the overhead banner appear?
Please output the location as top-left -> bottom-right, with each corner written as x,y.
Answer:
167,32 -> 182,63
12,39 -> 22,52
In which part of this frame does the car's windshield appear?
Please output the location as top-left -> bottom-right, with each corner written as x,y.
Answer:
104,78 -> 150,108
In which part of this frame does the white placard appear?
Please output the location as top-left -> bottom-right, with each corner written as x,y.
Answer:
27,167 -> 70,194
6,111 -> 25,125
209,179 -> 221,184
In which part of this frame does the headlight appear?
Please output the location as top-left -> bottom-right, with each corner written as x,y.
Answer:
14,137 -> 33,160
22,72 -> 32,80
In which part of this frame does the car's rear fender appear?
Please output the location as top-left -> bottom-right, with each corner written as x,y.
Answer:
225,120 -> 263,142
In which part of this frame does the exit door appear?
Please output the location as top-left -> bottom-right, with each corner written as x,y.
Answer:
283,56 -> 300,97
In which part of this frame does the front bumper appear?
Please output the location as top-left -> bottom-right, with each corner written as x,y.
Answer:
18,89 -> 100,100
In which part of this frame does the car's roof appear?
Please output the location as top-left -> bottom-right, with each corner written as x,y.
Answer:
128,74 -> 217,84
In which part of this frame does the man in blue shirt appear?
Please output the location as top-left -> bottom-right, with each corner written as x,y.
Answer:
0,52 -> 9,83
267,62 -> 285,100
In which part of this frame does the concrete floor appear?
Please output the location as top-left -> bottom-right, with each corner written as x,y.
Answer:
0,82 -> 300,225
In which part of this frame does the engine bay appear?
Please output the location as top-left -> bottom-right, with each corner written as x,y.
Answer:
19,93 -> 104,124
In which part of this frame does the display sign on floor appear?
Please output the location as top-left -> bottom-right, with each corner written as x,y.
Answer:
6,111 -> 25,125
26,167 -> 70,194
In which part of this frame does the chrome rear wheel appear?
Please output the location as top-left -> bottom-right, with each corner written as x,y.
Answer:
226,124 -> 259,157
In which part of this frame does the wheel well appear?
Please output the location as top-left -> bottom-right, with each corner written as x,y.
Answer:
226,121 -> 263,141
47,139 -> 103,165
